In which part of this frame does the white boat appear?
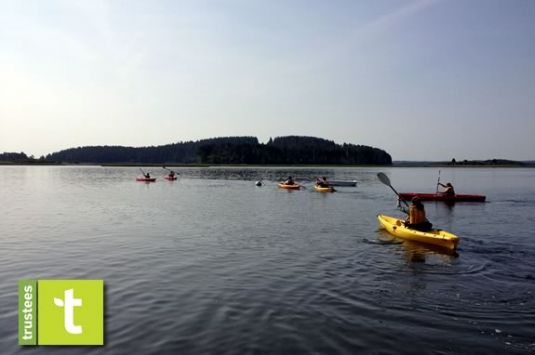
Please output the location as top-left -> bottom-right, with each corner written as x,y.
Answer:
328,180 -> 357,187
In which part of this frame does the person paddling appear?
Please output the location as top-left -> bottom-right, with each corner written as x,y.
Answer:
316,176 -> 329,187
162,166 -> 179,179
403,197 -> 433,231
438,182 -> 455,196
145,172 -> 151,179
284,176 -> 295,185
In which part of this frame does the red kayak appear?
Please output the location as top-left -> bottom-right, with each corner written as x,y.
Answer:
136,177 -> 156,182
399,192 -> 485,202
164,176 -> 178,181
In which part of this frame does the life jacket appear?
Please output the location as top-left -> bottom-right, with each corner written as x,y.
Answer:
409,206 -> 427,224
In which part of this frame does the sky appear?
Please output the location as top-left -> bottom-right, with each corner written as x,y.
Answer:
1,0 -> 534,161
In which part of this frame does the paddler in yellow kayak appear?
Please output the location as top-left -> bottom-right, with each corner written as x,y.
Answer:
401,196 -> 433,231
315,176 -> 329,187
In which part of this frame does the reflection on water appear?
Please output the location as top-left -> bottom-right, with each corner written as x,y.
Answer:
377,230 -> 459,261
0,166 -> 534,354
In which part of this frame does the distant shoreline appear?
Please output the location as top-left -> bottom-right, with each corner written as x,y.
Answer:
392,162 -> 535,168
1,162 -> 534,168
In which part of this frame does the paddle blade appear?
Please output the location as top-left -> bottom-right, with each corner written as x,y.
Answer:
377,172 -> 391,186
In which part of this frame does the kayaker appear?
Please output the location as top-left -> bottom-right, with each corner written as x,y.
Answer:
284,176 -> 295,185
144,172 -> 151,179
168,170 -> 176,178
316,176 -> 329,187
438,182 -> 455,196
404,197 -> 433,231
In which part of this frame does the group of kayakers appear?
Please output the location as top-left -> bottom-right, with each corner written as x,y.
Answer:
280,176 -> 330,187
282,176 -> 456,233
143,171 -> 177,179
294,171 -> 480,252
139,170 -> 455,234
277,176 -> 339,192
137,168 -> 179,182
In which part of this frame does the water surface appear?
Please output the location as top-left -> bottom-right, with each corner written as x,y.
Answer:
1,166 -> 534,354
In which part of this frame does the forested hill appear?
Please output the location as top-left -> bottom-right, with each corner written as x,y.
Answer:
45,136 -> 392,165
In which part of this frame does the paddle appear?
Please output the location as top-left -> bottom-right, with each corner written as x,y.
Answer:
436,170 -> 441,193
377,172 -> 410,211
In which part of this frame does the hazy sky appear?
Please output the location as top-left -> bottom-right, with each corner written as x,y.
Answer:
1,0 -> 534,160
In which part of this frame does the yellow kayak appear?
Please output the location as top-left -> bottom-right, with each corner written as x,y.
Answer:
314,184 -> 335,192
278,183 -> 301,190
377,214 -> 459,251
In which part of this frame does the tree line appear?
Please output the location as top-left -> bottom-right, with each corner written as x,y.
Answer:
0,152 -> 47,163
3,136 -> 392,165
197,136 -> 392,164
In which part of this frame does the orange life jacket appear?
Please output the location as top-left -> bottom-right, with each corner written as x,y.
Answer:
408,205 -> 427,224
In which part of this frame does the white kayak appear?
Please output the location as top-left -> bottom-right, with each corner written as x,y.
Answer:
328,180 -> 357,187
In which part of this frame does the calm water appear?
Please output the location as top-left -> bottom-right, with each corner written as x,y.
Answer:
1,166 -> 534,354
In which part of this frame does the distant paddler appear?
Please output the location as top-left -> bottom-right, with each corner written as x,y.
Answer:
284,176 -> 295,185
315,176 -> 329,188
314,176 -> 335,192
278,176 -> 301,190
136,168 -> 156,182
163,166 -> 179,180
140,168 -> 151,179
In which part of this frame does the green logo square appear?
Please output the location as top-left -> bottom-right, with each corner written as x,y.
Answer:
37,280 -> 104,345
